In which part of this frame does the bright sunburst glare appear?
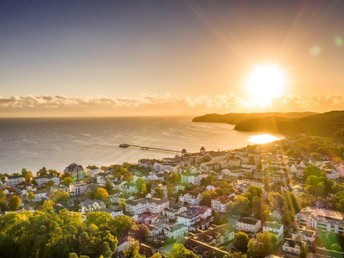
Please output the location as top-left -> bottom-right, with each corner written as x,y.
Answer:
249,134 -> 280,144
245,64 -> 287,107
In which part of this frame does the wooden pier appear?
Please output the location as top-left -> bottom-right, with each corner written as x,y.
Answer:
119,144 -> 181,155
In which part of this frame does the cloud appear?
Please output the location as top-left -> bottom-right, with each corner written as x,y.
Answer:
0,94 -> 343,117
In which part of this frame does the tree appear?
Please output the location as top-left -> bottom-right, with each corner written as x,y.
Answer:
21,168 -> 33,182
0,189 -> 5,205
8,195 -> 21,211
105,181 -> 114,192
167,243 -> 198,258
28,191 -> 35,201
129,223 -> 150,242
53,190 -> 70,202
247,232 -> 278,258
233,231 -> 249,253
92,187 -> 109,202
63,177 -> 73,186
229,195 -> 250,216
100,242 -> 113,258
119,198 -> 126,212
46,180 -> 55,188
123,240 -> 145,258
151,252 -> 163,258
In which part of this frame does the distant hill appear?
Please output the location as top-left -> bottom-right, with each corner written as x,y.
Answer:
193,111 -> 344,142
235,111 -> 344,142
192,112 -> 317,124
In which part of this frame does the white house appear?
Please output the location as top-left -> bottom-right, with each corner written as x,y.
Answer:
179,192 -> 202,205
126,197 -> 169,215
263,221 -> 284,239
211,195 -> 231,213
35,174 -> 60,186
7,176 -> 25,186
292,228 -> 316,244
236,217 -> 261,233
181,171 -> 201,186
295,207 -> 344,235
68,183 -> 87,196
105,206 -> 124,217
79,199 -> 106,213
165,224 -> 189,240
282,238 -> 306,255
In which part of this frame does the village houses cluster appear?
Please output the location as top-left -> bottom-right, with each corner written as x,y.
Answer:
1,137 -> 344,257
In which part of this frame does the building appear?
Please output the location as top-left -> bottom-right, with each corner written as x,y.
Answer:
191,224 -> 235,246
79,199 -> 106,213
6,176 -> 25,186
64,163 -> 85,181
292,228 -> 316,244
263,221 -> 284,239
126,197 -> 169,215
165,224 -> 189,240
184,237 -> 230,258
35,174 -> 60,186
282,238 -> 306,255
295,207 -> 344,234
181,170 -> 201,185
211,195 -> 232,213
236,217 -> 262,233
179,192 -> 202,205
68,183 -> 87,196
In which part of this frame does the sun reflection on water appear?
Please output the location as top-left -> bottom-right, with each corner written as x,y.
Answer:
249,134 -> 280,144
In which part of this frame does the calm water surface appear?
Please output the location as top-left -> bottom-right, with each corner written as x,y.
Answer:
0,117 -> 282,173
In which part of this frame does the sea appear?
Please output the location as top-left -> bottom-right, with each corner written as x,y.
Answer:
0,117 -> 282,173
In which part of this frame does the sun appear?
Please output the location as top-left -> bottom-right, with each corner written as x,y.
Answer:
245,64 -> 287,107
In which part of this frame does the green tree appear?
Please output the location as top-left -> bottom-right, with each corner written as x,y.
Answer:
151,252 -> 163,258
28,191 -> 35,201
105,181 -> 114,192
53,190 -> 70,202
233,231 -> 249,253
100,242 -> 113,258
8,195 -> 21,211
119,198 -> 126,212
63,177 -> 73,186
92,187 -> 109,202
21,168 -> 33,182
247,232 -> 278,258
167,243 -> 198,258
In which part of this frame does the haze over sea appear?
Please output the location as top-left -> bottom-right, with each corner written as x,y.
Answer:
0,117 -> 281,173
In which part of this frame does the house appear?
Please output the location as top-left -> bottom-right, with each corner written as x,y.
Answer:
163,204 -> 187,219
35,174 -> 60,186
295,207 -> 344,234
181,170 -> 201,185
68,183 -> 87,196
282,238 -> 306,255
292,228 -> 316,244
79,199 -> 106,213
270,209 -> 283,220
179,192 -> 202,205
126,197 -> 169,215
263,221 -> 284,239
184,237 -> 230,258
105,206 -> 123,217
6,176 -> 25,186
191,224 -> 235,246
211,195 -> 232,213
33,189 -> 49,202
64,163 -> 85,181
165,223 -> 189,240
236,217 -> 262,233
176,206 -> 213,231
